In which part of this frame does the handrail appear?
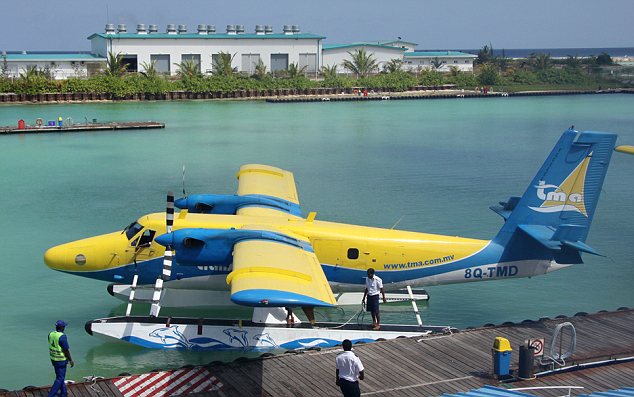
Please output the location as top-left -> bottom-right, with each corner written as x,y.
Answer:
512,385 -> 584,397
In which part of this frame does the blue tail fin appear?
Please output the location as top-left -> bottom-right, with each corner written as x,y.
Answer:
491,130 -> 617,263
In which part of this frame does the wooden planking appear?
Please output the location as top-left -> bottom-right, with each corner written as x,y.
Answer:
3,310 -> 633,397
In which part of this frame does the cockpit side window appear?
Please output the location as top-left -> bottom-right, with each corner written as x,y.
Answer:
135,229 -> 156,248
124,222 -> 144,240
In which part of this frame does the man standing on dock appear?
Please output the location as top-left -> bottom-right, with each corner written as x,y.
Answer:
335,339 -> 364,397
47,320 -> 74,397
362,268 -> 387,330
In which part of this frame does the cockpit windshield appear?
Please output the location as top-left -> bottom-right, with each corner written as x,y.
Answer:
123,222 -> 144,240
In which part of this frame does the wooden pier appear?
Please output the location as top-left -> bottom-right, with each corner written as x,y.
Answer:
0,121 -> 165,135
2,308 -> 632,397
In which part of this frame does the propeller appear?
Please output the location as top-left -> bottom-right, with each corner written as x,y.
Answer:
149,191 -> 175,317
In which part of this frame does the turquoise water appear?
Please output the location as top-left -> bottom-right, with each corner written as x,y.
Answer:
0,95 -> 633,389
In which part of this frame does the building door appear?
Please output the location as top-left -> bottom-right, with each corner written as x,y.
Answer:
270,54 -> 288,73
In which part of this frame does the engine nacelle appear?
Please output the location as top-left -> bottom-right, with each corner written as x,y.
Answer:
174,194 -> 301,216
154,228 -> 309,266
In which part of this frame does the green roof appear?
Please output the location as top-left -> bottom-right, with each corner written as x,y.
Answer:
3,53 -> 105,61
88,32 -> 325,40
323,43 -> 406,51
405,51 -> 476,58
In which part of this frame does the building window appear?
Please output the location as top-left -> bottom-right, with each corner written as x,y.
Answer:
454,60 -> 458,63
299,53 -> 317,73
181,54 -> 201,73
121,55 -> 138,72
465,60 -> 470,63
150,54 -> 170,74
241,53 -> 260,74
270,53 -> 288,73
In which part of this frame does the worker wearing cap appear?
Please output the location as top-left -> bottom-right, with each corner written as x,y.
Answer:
47,320 -> 74,397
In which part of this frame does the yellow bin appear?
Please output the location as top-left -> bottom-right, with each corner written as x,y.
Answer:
493,336 -> 512,352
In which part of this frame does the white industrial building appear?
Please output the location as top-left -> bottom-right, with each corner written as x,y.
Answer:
0,52 -> 105,79
403,51 -> 477,72
89,24 -> 324,75
2,24 -> 477,79
322,43 -> 406,73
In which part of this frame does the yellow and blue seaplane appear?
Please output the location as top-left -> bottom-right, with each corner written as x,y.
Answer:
44,130 -> 630,350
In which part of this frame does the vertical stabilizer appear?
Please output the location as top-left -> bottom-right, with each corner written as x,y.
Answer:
492,130 -> 617,262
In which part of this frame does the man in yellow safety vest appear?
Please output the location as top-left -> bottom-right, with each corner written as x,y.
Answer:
47,320 -> 74,397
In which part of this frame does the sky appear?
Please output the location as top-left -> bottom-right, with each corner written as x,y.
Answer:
1,0 -> 632,52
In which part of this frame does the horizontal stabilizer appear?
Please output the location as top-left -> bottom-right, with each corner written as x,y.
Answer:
518,224 -> 602,256
490,196 -> 521,220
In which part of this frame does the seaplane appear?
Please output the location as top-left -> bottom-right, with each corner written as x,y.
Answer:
44,129 -> 632,350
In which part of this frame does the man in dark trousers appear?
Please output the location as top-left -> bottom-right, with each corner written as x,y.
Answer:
362,268 -> 387,330
335,339 -> 364,397
47,320 -> 74,397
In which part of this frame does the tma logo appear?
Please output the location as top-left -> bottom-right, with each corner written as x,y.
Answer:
529,154 -> 591,216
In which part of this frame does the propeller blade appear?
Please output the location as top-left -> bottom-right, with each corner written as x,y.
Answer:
149,191 -> 175,317
182,164 -> 186,196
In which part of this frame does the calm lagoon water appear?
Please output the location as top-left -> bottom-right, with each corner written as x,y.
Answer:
0,95 -> 633,389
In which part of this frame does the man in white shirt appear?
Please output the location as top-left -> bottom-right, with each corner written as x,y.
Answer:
335,339 -> 364,397
362,268 -> 387,330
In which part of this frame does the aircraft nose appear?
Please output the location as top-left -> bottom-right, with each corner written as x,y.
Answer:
44,244 -> 71,270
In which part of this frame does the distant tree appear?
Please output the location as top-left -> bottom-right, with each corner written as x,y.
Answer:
564,55 -> 582,70
20,65 -> 48,80
448,66 -> 461,77
595,52 -> 614,66
342,48 -> 378,78
1,54 -> 9,78
288,62 -> 307,78
105,51 -> 127,77
383,58 -> 403,73
495,49 -> 511,71
476,43 -> 494,65
529,52 -> 552,71
212,52 -> 237,76
431,57 -> 444,71
477,63 -> 499,86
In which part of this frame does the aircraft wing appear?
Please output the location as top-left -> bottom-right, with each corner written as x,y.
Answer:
226,237 -> 336,307
235,164 -> 302,217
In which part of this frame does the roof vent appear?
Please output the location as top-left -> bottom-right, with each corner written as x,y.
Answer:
255,25 -> 265,35
283,25 -> 293,35
178,24 -> 187,34
137,24 -> 147,34
291,25 -> 300,33
197,24 -> 207,35
207,25 -> 216,33
148,24 -> 158,33
236,25 -> 245,34
264,25 -> 273,34
105,24 -> 116,34
117,24 -> 127,33
226,24 -> 237,35
166,24 -> 177,34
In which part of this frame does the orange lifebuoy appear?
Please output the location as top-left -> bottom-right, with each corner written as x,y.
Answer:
35,118 -> 43,126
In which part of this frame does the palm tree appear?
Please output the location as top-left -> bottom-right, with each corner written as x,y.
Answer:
253,59 -> 268,79
174,59 -> 201,79
212,52 -> 237,76
20,65 -> 44,81
431,57 -> 444,71
287,62 -> 307,78
140,61 -> 158,78
476,43 -> 494,65
321,64 -> 338,79
105,51 -> 127,77
529,52 -> 551,71
383,58 -> 403,73
342,48 -> 378,78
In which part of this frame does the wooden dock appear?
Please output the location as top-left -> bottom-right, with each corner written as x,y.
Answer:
0,121 -> 165,135
2,308 -> 632,397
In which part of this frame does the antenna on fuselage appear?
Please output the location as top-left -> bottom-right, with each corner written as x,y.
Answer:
390,215 -> 404,230
149,191 -> 175,317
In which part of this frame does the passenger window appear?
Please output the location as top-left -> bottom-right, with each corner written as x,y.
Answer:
347,248 -> 359,260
